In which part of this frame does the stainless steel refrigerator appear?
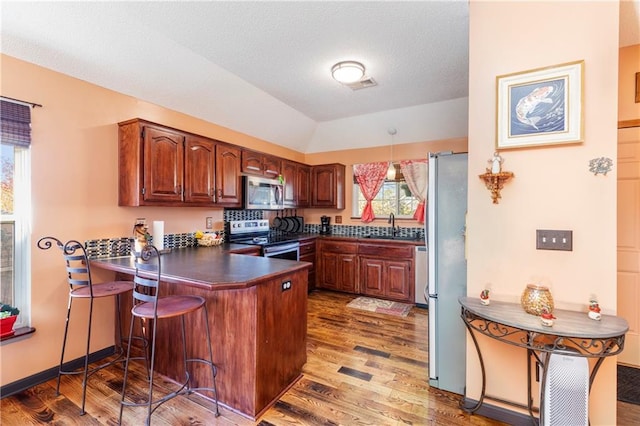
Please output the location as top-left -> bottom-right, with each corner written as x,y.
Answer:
426,151 -> 468,395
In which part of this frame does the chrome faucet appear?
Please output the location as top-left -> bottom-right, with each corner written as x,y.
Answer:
388,213 -> 398,237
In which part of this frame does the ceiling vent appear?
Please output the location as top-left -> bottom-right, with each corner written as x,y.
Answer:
345,77 -> 377,91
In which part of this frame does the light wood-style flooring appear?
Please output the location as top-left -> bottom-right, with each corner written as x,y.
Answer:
1,290 -> 638,425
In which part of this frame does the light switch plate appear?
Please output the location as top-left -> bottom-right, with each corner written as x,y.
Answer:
536,229 -> 573,251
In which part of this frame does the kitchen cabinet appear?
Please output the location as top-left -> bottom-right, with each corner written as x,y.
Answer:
215,144 -> 242,206
241,149 -> 282,180
317,238 -> 416,303
298,237 -> 316,291
184,136 -> 215,204
359,243 -> 414,302
282,160 -> 311,208
118,119 -> 241,207
317,239 -> 358,293
311,163 -> 345,209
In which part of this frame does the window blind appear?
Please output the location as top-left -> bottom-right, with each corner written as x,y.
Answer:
1,100 -> 31,148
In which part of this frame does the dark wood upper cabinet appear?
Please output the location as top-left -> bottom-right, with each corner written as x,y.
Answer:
282,160 -> 311,208
311,163 -> 345,209
119,119 -> 342,209
241,149 -> 281,180
215,144 -> 242,206
296,164 -> 311,208
184,136 -> 215,204
118,119 -> 241,207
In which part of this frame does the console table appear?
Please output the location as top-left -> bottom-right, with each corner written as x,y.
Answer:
458,296 -> 628,423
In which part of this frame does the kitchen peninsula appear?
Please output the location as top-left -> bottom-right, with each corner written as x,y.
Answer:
91,245 -> 310,420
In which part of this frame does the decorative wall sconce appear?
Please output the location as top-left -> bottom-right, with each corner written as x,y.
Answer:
588,157 -> 613,175
479,152 -> 513,204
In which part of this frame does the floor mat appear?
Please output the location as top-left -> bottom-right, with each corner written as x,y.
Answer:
346,296 -> 412,317
618,364 -> 640,405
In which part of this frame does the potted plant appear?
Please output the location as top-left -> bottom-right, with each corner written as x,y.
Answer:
0,303 -> 20,337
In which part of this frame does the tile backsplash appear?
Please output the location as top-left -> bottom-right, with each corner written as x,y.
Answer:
85,209 -> 424,258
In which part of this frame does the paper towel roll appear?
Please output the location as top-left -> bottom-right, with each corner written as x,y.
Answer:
153,221 -> 165,250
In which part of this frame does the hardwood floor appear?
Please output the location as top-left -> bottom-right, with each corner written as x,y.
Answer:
2,290 -> 638,425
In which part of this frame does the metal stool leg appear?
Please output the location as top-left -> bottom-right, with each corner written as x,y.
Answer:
202,304 -> 219,416
119,299 -> 136,426
56,296 -> 73,397
79,296 -> 95,415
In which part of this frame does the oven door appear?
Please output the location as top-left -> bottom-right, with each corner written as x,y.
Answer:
262,242 -> 300,261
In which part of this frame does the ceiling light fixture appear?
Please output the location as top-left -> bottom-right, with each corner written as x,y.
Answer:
387,128 -> 397,180
331,61 -> 365,84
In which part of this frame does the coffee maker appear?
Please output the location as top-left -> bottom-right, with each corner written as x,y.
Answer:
319,215 -> 331,235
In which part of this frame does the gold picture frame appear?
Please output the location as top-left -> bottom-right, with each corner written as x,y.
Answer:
496,60 -> 584,150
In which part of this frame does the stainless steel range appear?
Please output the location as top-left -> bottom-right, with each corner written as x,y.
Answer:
226,220 -> 300,261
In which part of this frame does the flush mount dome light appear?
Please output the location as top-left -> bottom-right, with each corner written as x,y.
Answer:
331,61 -> 365,84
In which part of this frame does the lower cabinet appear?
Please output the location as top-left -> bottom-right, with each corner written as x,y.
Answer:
317,240 -> 358,294
360,257 -> 412,302
318,239 -> 416,303
299,237 -> 317,291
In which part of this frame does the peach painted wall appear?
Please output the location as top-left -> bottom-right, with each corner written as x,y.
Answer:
467,2 -> 619,425
0,54 -> 303,385
618,44 -> 640,121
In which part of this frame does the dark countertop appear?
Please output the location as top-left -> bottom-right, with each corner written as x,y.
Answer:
91,245 -> 310,291
285,232 -> 426,246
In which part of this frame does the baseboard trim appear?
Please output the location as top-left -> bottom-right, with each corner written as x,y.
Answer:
463,398 -> 534,426
0,346 -> 115,398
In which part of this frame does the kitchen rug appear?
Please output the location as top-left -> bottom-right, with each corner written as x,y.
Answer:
346,296 -> 412,317
618,364 -> 640,405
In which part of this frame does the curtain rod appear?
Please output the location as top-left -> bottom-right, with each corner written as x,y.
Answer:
0,96 -> 43,108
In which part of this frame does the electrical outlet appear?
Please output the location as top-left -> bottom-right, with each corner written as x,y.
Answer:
206,217 -> 213,229
281,280 -> 292,291
536,230 -> 573,251
335,215 -> 342,224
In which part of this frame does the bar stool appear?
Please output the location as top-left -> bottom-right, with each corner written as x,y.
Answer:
119,244 -> 219,425
37,236 -> 134,415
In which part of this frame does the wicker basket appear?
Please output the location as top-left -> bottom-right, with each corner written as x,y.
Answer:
197,235 -> 223,247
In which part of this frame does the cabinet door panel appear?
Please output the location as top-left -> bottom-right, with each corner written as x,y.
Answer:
242,150 -> 263,175
387,261 -> 412,301
263,155 -> 281,179
282,161 -> 297,206
216,144 -> 242,206
184,137 -> 215,204
296,164 -> 311,207
143,126 -> 184,202
320,252 -> 339,290
361,258 -> 384,297
340,255 -> 358,294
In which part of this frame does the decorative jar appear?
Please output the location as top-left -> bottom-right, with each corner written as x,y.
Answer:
521,284 -> 554,316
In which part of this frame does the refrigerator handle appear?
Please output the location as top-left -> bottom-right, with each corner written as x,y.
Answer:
428,293 -> 438,299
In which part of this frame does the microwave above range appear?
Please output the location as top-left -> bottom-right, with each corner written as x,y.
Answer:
244,175 -> 284,210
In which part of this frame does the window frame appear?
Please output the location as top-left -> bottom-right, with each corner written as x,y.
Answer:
1,144 -> 31,328
351,178 -> 420,220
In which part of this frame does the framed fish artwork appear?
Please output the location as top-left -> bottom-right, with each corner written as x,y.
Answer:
496,60 -> 584,149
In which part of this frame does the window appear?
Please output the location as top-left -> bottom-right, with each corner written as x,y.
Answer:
352,164 -> 420,219
1,100 -> 32,328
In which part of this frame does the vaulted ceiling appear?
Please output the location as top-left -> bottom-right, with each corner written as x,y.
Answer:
2,1 -> 638,153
